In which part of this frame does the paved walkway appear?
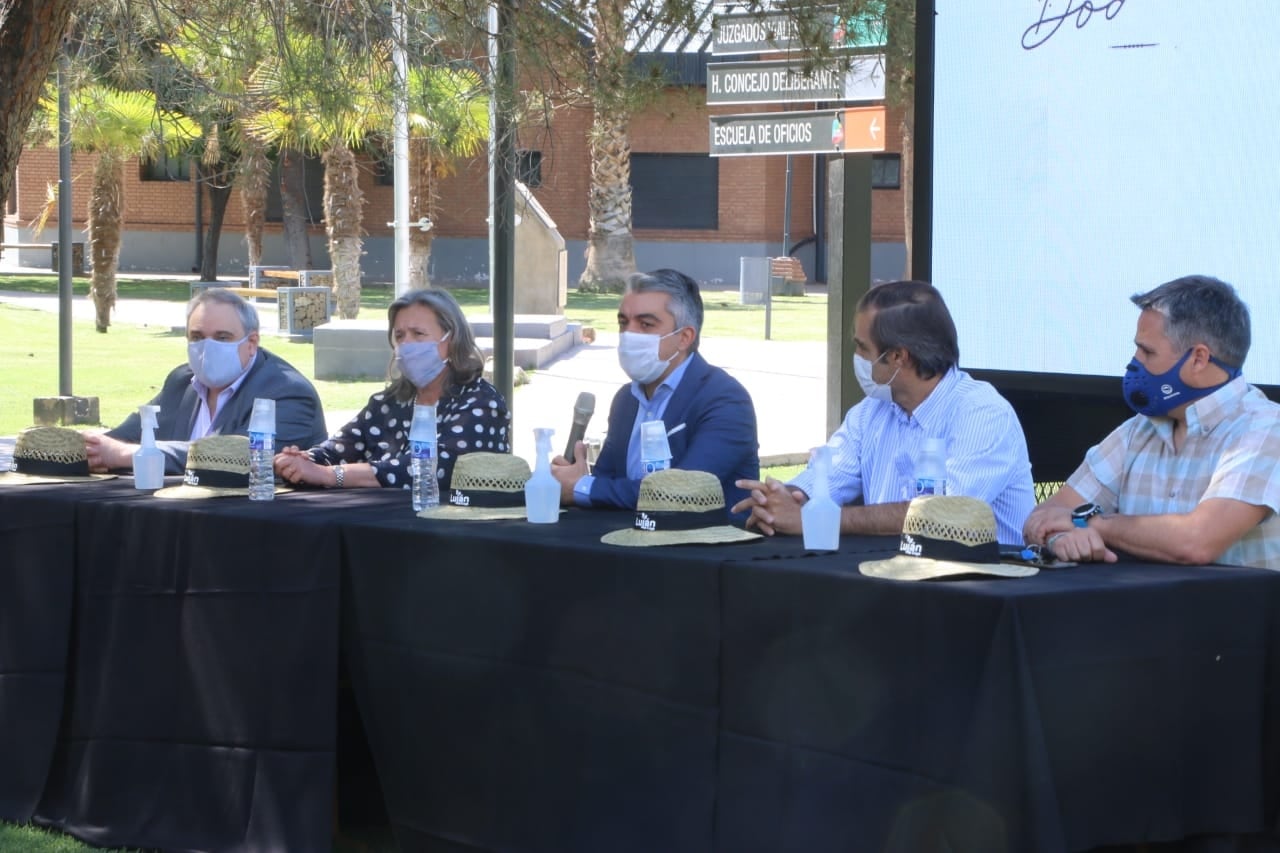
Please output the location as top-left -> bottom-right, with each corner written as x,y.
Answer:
0,277 -> 828,467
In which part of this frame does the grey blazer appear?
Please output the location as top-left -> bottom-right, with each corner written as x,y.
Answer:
107,349 -> 328,474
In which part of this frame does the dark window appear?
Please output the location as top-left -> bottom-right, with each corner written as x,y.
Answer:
140,150 -> 191,181
518,150 -> 543,187
872,153 -> 902,190
266,153 -> 325,224
374,152 -> 394,187
631,153 -> 718,230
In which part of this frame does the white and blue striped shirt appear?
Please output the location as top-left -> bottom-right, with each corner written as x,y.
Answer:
788,368 -> 1035,544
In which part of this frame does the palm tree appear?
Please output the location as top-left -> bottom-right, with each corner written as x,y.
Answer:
245,31 -> 389,318
402,65 -> 489,289
39,84 -> 197,331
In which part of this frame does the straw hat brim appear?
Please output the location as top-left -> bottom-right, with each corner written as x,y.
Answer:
859,554 -> 1039,581
601,524 -> 762,547
417,505 -> 561,521
0,471 -> 117,485
154,484 -> 291,500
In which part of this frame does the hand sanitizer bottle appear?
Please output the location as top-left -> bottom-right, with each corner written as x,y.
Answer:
133,404 -> 164,490
525,427 -> 560,523
801,445 -> 840,551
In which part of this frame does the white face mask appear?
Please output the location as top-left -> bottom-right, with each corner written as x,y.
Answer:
618,329 -> 682,384
853,352 -> 899,402
188,336 -> 249,389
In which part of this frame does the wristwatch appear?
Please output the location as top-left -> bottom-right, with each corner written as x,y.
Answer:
1072,502 -> 1103,528
333,464 -> 346,489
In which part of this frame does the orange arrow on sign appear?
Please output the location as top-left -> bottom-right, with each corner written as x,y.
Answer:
838,105 -> 887,153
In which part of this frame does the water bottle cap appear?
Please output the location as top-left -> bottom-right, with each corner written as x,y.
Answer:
640,420 -> 672,462
923,437 -> 945,454
248,398 -> 275,433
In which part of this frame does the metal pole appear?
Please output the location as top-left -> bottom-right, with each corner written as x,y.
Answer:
57,46 -> 73,396
392,0 -> 411,296
487,0 -> 516,406
782,153 -> 793,254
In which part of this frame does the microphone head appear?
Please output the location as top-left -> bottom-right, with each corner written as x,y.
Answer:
573,391 -> 596,418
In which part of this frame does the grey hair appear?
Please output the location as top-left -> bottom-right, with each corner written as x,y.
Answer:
1131,275 -> 1251,369
385,288 -> 485,402
187,287 -> 260,335
626,268 -> 704,351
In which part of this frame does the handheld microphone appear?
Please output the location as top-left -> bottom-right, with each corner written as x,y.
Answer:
564,392 -> 596,463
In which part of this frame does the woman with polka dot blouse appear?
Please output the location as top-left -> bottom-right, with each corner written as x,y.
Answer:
273,288 -> 510,490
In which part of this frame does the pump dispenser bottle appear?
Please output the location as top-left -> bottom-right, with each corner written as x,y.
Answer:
801,445 -> 840,551
525,427 -> 560,523
133,405 -> 164,490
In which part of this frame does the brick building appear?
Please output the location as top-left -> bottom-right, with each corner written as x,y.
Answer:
5,87 -> 908,286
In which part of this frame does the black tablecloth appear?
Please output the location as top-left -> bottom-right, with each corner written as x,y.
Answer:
0,485 -> 76,822
1,479 -> 348,852
6,480 -> 1280,853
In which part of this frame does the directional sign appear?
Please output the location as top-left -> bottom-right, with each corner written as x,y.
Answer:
709,106 -> 886,157
707,55 -> 885,106
712,10 -> 887,56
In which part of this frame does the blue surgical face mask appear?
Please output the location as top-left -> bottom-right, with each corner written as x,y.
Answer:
853,351 -> 899,402
1123,349 -> 1241,417
188,336 -> 249,389
396,332 -> 451,388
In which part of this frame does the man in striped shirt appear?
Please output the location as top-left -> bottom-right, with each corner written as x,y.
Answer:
1024,275 -> 1280,570
733,280 -> 1036,545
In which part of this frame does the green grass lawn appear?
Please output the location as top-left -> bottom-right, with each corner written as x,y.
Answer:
0,274 -> 828,436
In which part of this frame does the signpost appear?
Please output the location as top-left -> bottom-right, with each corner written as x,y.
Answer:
710,106 -> 886,157
707,55 -> 885,106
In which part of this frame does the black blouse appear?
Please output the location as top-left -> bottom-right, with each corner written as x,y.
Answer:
307,377 -> 510,489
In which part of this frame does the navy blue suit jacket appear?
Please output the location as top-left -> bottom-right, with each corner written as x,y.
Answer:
590,351 -> 759,513
107,349 -> 328,474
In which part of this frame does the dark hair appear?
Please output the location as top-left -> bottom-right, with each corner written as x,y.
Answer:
385,288 -> 485,402
1131,275 -> 1251,369
626,268 -> 704,352
855,280 -> 959,380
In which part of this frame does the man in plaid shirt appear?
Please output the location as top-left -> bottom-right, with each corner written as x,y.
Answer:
1025,275 -> 1280,570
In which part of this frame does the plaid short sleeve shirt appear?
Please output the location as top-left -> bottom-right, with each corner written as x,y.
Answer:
1067,378 -> 1280,570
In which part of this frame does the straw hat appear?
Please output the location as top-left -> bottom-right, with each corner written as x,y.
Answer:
417,452 -> 536,520
601,468 -> 762,547
155,434 -> 256,499
859,495 -> 1039,581
0,426 -> 115,485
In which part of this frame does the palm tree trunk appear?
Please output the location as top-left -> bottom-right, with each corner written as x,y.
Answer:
322,140 -> 364,319
408,135 -> 435,289
88,154 -> 124,332
579,106 -> 635,293
279,147 -> 313,269
199,157 -> 236,281
239,137 -> 270,268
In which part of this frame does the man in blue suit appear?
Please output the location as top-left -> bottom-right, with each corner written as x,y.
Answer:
551,268 -> 759,511
84,288 -> 327,474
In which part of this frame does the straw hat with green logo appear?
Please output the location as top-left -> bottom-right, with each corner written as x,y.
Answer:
0,426 -> 115,485
601,468 -> 761,547
155,434 -> 258,499
418,452 -> 537,521
859,495 -> 1039,581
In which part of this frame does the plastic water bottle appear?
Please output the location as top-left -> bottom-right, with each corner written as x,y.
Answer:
410,403 -> 439,511
914,436 -> 947,497
640,420 -> 672,475
248,398 -> 276,501
525,427 -> 560,523
133,404 -> 164,490
801,445 -> 840,551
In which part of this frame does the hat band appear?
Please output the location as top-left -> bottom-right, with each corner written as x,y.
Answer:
183,467 -> 249,488
898,531 -> 1001,564
16,456 -> 90,477
448,487 -> 524,509
632,507 -> 723,533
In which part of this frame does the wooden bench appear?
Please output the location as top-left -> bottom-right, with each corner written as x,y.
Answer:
0,241 -> 86,276
190,280 -> 334,340
251,265 -> 334,291
769,256 -> 807,296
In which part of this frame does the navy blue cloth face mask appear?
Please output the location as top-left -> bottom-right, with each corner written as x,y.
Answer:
1123,349 -> 1241,417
